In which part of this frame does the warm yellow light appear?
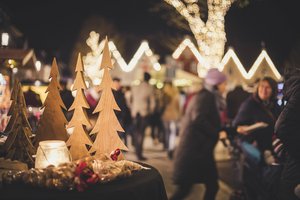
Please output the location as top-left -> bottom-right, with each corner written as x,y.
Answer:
149,78 -> 157,85
34,80 -> 41,87
132,79 -> 141,86
247,49 -> 281,80
93,78 -> 101,85
165,0 -> 234,68
219,48 -> 281,80
173,79 -> 193,87
12,68 -> 18,73
172,38 -> 208,77
218,48 -> 248,79
35,60 -> 42,72
35,140 -> 71,169
157,82 -> 164,89
1,32 -> 9,46
84,33 -> 162,82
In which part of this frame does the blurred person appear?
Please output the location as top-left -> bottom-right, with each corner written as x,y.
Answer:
162,81 -> 180,159
85,87 -> 100,132
182,83 -> 202,115
123,86 -> 132,109
112,77 -> 132,146
24,86 -> 42,108
0,73 -> 11,133
178,89 -> 186,114
149,87 -> 166,146
226,85 -> 250,123
233,77 -> 281,200
0,74 -> 10,109
275,62 -> 300,200
24,87 -> 42,132
234,77 -> 281,155
225,85 -> 250,154
170,68 -> 227,200
60,79 -> 74,121
131,72 -> 155,160
123,86 -> 136,145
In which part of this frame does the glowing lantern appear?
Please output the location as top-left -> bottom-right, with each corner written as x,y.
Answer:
35,140 -> 71,169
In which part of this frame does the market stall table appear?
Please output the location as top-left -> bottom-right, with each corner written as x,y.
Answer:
1,163 -> 167,200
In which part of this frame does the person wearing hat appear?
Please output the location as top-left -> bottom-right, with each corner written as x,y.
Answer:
170,68 -> 227,200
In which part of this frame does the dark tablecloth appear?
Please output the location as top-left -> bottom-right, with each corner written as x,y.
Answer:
1,163 -> 168,200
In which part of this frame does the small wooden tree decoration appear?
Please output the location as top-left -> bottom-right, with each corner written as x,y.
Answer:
3,80 -> 35,167
90,37 -> 128,157
66,53 -> 94,160
34,58 -> 69,147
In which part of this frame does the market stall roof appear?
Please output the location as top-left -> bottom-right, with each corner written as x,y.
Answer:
0,48 -> 36,69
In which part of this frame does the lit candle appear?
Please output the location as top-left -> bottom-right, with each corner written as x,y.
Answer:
35,140 -> 71,169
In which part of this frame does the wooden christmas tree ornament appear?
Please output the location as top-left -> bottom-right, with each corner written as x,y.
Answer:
2,79 -> 35,167
66,53 -> 94,160
34,58 -> 69,148
90,37 -> 128,157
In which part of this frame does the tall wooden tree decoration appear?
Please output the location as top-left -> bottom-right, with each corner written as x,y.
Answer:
66,53 -> 94,160
90,37 -> 128,157
35,58 -> 69,147
3,79 -> 20,134
3,80 -> 35,167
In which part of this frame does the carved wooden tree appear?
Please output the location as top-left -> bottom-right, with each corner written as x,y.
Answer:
90,37 -> 128,157
3,80 -> 35,167
34,58 -> 69,148
164,0 -> 234,68
66,53 -> 94,160
3,79 -> 19,134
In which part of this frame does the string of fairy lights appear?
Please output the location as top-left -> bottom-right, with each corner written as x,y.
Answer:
164,0 -> 234,70
83,31 -> 161,85
83,32 -> 281,86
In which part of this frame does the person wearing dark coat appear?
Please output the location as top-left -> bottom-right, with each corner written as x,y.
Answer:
275,65 -> 300,200
24,87 -> 42,107
112,77 -> 132,146
226,85 -> 250,122
60,80 -> 74,121
170,68 -> 227,200
233,77 -> 281,153
233,77 -> 281,200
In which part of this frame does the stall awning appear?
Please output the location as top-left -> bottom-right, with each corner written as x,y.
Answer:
0,48 -> 37,69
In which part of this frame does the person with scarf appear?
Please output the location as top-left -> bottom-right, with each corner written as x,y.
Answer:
233,77 -> 281,199
170,68 -> 227,200
234,77 -> 281,153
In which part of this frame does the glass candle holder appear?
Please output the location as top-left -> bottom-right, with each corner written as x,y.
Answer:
35,140 -> 71,169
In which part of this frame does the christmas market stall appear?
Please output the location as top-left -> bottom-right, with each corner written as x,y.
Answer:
0,37 -> 167,200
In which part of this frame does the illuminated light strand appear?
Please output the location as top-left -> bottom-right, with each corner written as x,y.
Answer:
172,38 -> 208,77
173,40 -> 281,80
110,40 -> 162,72
84,33 -> 161,77
218,48 -> 249,79
247,49 -> 281,80
84,32 -> 281,83
172,38 -> 207,65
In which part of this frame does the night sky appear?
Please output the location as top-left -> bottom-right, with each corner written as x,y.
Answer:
1,0 -> 300,73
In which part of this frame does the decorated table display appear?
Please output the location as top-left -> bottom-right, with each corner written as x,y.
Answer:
0,37 -> 167,200
2,153 -> 148,191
